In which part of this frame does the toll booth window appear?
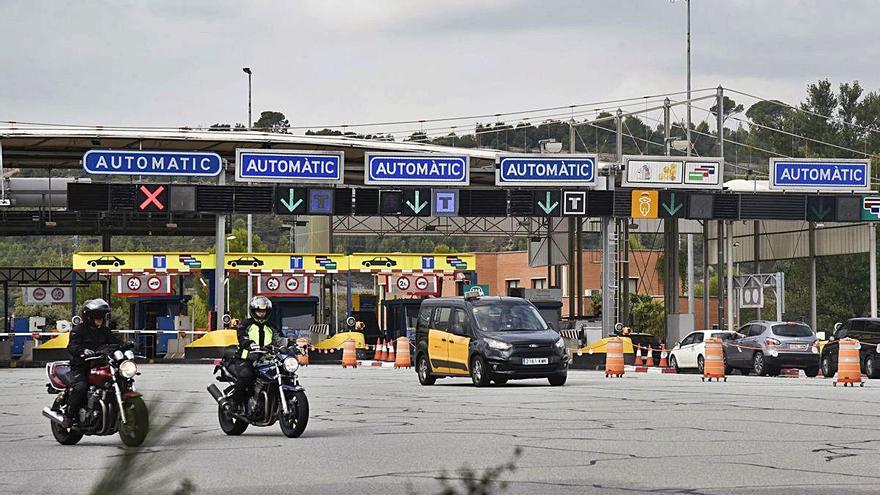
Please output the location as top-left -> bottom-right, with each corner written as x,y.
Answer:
472,301 -> 547,333
433,307 -> 453,332
417,307 -> 432,332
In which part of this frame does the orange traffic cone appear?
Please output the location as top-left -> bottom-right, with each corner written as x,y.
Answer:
395,337 -> 411,368
376,339 -> 386,362
372,339 -> 382,361
645,345 -> 654,367
835,338 -> 863,387
659,344 -> 668,368
702,338 -> 726,382
341,339 -> 357,368
387,340 -> 396,363
634,346 -> 643,366
605,337 -> 624,377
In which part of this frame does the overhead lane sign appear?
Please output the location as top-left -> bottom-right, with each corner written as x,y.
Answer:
365,153 -> 469,186
770,158 -> 870,192
83,150 -> 222,177
236,149 -> 343,184
497,154 -> 598,187
622,156 -> 723,189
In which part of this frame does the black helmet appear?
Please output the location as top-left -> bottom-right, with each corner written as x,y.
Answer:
82,298 -> 111,322
249,296 -> 272,322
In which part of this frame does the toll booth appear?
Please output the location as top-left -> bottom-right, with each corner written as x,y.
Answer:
382,298 -> 424,341
270,296 -> 319,339
509,288 -> 563,332
351,294 -> 380,343
128,295 -> 191,357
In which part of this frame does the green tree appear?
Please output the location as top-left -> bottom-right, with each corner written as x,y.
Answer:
629,293 -> 664,337
253,111 -> 290,133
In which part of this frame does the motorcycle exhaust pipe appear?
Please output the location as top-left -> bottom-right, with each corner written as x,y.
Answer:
42,407 -> 65,425
207,384 -> 229,408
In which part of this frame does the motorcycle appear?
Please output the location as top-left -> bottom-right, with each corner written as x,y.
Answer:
42,344 -> 149,447
207,344 -> 309,438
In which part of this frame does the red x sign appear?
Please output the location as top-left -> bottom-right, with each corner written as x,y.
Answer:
138,185 -> 166,211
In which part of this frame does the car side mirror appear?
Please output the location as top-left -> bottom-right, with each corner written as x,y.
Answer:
816,331 -> 826,341
673,341 -> 680,348
834,322 -> 842,332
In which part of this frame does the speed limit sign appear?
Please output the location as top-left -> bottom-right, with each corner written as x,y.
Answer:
285,277 -> 300,292
266,277 -> 281,291
127,277 -> 142,291
415,276 -> 429,291
147,276 -> 162,291
396,276 -> 411,291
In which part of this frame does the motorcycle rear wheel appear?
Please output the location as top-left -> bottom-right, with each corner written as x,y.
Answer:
50,397 -> 83,445
218,404 -> 249,435
279,391 -> 309,438
118,397 -> 149,447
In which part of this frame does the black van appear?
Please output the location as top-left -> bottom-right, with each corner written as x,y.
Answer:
415,293 -> 569,387
820,317 -> 880,378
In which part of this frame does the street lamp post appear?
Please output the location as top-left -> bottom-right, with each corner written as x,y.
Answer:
242,67 -> 253,312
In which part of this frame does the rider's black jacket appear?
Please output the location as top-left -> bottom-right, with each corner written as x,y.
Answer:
67,323 -> 122,370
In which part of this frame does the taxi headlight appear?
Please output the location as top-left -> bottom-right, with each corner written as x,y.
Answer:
555,337 -> 565,349
119,360 -> 138,379
283,357 -> 300,373
486,339 -> 511,351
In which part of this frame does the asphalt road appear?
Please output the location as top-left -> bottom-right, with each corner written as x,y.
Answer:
2,364 -> 880,495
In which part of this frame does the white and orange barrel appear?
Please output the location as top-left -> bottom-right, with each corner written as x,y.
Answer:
836,338 -> 862,387
341,339 -> 358,368
605,337 -> 625,378
702,337 -> 726,382
395,337 -> 411,368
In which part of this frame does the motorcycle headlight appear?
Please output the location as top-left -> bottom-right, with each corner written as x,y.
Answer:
555,337 -> 565,349
283,357 -> 300,373
119,360 -> 138,379
486,338 -> 511,351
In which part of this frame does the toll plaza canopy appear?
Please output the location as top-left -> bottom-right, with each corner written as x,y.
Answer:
0,126 -> 499,185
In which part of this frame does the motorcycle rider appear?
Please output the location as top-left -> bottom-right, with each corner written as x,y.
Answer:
230,296 -> 286,413
64,298 -> 121,428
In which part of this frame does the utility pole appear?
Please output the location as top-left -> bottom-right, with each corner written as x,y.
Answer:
243,67 -> 254,311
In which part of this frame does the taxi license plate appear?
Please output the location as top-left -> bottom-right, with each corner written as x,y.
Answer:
523,358 -> 549,365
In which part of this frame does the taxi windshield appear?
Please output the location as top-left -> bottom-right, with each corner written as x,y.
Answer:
472,301 -> 548,332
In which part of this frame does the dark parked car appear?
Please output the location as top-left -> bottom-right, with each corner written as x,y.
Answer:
87,255 -> 125,267
820,318 -> 880,379
726,321 -> 819,377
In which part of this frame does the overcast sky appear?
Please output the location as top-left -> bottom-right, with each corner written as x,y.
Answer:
2,0 -> 878,134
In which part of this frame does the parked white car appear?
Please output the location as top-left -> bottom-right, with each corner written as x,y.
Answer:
669,330 -> 738,373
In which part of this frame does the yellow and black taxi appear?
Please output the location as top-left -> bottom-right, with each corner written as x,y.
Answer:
415,291 -> 569,387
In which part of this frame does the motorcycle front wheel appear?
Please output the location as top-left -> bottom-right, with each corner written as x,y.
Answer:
279,391 -> 309,438
50,397 -> 83,445
118,397 -> 150,447
218,404 -> 249,435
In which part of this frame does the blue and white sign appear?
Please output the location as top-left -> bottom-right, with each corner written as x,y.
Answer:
152,255 -> 167,270
770,158 -> 871,192
236,149 -> 344,184
83,150 -> 222,177
365,153 -> 469,186
497,154 -> 598,187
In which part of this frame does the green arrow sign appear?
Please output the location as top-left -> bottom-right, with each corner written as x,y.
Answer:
811,200 -> 831,220
661,192 -> 683,216
279,189 -> 303,212
538,191 -> 559,214
405,190 -> 428,214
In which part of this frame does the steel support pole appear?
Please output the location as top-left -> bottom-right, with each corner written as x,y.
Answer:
622,220 -> 630,325
687,234 -> 694,315
871,224 -> 878,318
726,221 -> 735,331
600,110 -> 622,335
686,0 -> 691,157
702,221 -> 710,328
3,281 -> 8,333
576,219 -> 583,317
754,221 -> 762,320
717,221 -> 724,329
568,217 -> 575,318
214,166 -> 226,327
809,222 -> 817,330
246,70 -> 253,314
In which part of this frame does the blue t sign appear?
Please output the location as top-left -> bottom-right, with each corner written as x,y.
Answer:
290,256 -> 304,270
422,256 -> 435,270
152,255 -> 167,270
